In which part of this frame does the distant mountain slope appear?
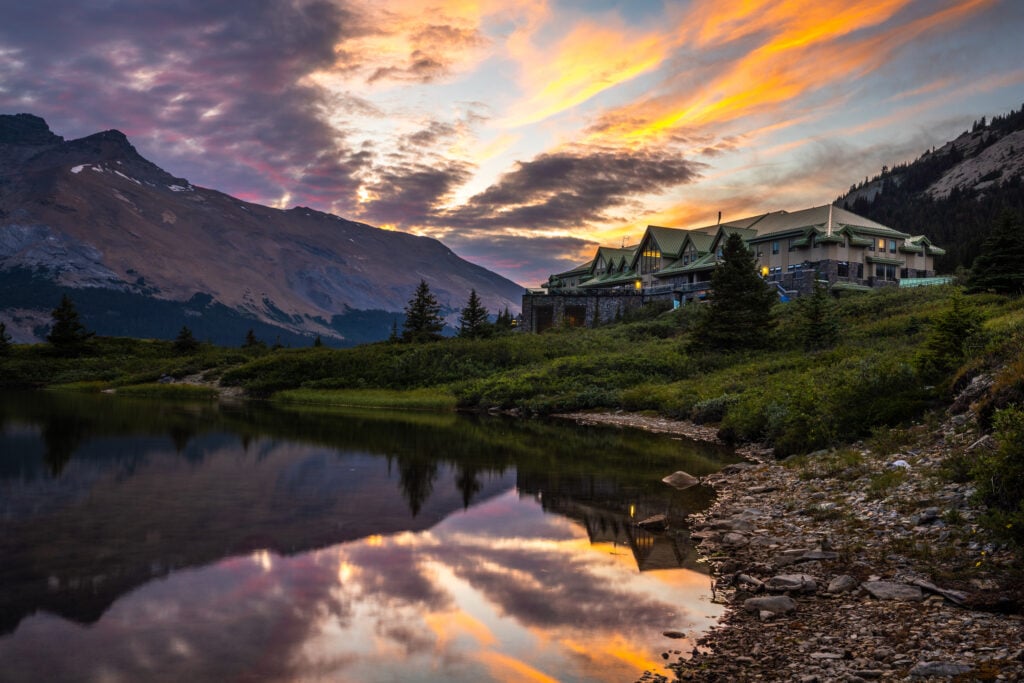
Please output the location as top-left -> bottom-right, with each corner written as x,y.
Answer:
837,106 -> 1024,272
0,114 -> 523,345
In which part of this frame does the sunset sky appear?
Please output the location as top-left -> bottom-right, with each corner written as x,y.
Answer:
2,0 -> 1023,286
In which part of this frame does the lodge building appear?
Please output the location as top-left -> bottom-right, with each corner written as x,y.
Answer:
522,204 -> 947,333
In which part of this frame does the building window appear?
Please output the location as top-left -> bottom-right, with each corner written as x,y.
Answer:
771,241 -> 780,255
875,263 -> 896,280
856,263 -> 863,279
640,245 -> 661,274
901,268 -> 909,279
889,239 -> 897,253
878,238 -> 886,251
837,261 -> 849,277
867,240 -> 875,251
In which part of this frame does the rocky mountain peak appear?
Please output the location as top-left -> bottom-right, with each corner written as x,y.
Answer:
0,114 -> 63,146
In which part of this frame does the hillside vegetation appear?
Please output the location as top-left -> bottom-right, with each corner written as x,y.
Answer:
2,286 -> 1022,455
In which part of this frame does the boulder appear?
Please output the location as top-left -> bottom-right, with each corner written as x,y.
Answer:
662,471 -> 700,490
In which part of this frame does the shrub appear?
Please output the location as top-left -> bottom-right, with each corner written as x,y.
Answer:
973,406 -> 1024,545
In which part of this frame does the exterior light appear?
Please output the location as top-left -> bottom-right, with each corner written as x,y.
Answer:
634,280 -> 642,291
760,265 -> 769,277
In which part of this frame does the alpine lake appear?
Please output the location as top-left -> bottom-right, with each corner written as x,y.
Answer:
0,390 -> 741,682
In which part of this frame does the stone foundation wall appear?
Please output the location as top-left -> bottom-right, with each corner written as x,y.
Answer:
521,291 -> 673,332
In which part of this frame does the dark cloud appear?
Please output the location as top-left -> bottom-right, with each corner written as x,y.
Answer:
403,121 -> 459,149
359,159 -> 473,226
0,0 -> 369,208
438,146 -> 705,231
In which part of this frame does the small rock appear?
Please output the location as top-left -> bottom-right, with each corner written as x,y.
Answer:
722,532 -> 749,546
827,575 -> 859,594
663,631 -> 686,639
909,661 -> 973,677
888,459 -> 911,469
862,581 -> 924,602
766,574 -> 818,593
743,595 -> 797,614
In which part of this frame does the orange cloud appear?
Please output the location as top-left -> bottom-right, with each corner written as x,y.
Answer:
590,0 -> 997,145
501,20 -> 673,128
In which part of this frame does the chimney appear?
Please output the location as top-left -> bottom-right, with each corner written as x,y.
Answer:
717,211 -> 721,226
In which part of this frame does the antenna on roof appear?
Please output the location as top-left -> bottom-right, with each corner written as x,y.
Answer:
827,204 -> 833,237
621,236 -> 626,248
717,211 -> 721,226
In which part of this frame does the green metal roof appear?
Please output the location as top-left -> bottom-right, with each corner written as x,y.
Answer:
655,252 -> 718,277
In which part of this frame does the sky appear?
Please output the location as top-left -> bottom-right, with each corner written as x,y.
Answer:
2,0 -> 1023,286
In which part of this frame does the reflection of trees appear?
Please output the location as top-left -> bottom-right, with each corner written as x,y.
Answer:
397,456 -> 438,517
169,425 -> 196,456
455,465 -> 482,509
41,416 -> 89,476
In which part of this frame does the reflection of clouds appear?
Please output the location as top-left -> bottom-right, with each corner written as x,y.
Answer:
0,552 -> 350,682
344,542 -> 452,611
0,491 -> 717,682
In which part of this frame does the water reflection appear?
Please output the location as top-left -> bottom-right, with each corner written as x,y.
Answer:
0,391 -> 738,682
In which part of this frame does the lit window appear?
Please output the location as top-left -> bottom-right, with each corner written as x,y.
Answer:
878,238 -> 886,251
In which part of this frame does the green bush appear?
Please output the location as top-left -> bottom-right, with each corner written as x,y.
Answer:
973,406 -> 1024,545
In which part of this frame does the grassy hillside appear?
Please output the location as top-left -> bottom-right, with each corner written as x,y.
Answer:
3,285 -> 1022,458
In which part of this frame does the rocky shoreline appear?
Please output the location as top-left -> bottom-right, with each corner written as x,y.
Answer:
556,411 -> 1024,682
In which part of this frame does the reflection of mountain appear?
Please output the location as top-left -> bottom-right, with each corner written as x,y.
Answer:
516,470 -> 714,572
0,391 -> 737,636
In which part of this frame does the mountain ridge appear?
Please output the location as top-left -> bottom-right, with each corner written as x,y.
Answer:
0,114 -> 523,345
837,105 -> 1024,271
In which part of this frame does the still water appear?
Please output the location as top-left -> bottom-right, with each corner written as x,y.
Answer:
0,391 -> 739,683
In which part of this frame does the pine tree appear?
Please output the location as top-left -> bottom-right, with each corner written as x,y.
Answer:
691,232 -> 777,350
967,210 -> 1024,295
47,294 -> 94,351
402,280 -> 444,343
458,289 -> 491,339
313,334 -> 323,347
799,281 -> 840,351
243,328 -> 265,349
0,321 -> 11,356
494,306 -> 513,332
915,291 -> 984,381
388,318 -> 400,343
173,325 -> 200,354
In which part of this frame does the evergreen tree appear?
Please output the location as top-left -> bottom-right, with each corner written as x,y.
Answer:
798,281 -> 841,351
0,321 -> 11,356
494,306 -> 514,332
691,232 -> 777,350
967,210 -> 1024,295
47,294 -> 94,351
388,318 -> 401,343
402,280 -> 444,343
173,325 -> 200,354
243,328 -> 265,349
458,289 -> 491,339
313,334 -> 323,347
915,291 -> 984,381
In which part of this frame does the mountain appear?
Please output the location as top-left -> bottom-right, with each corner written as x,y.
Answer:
837,106 -> 1024,272
0,114 -> 523,346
